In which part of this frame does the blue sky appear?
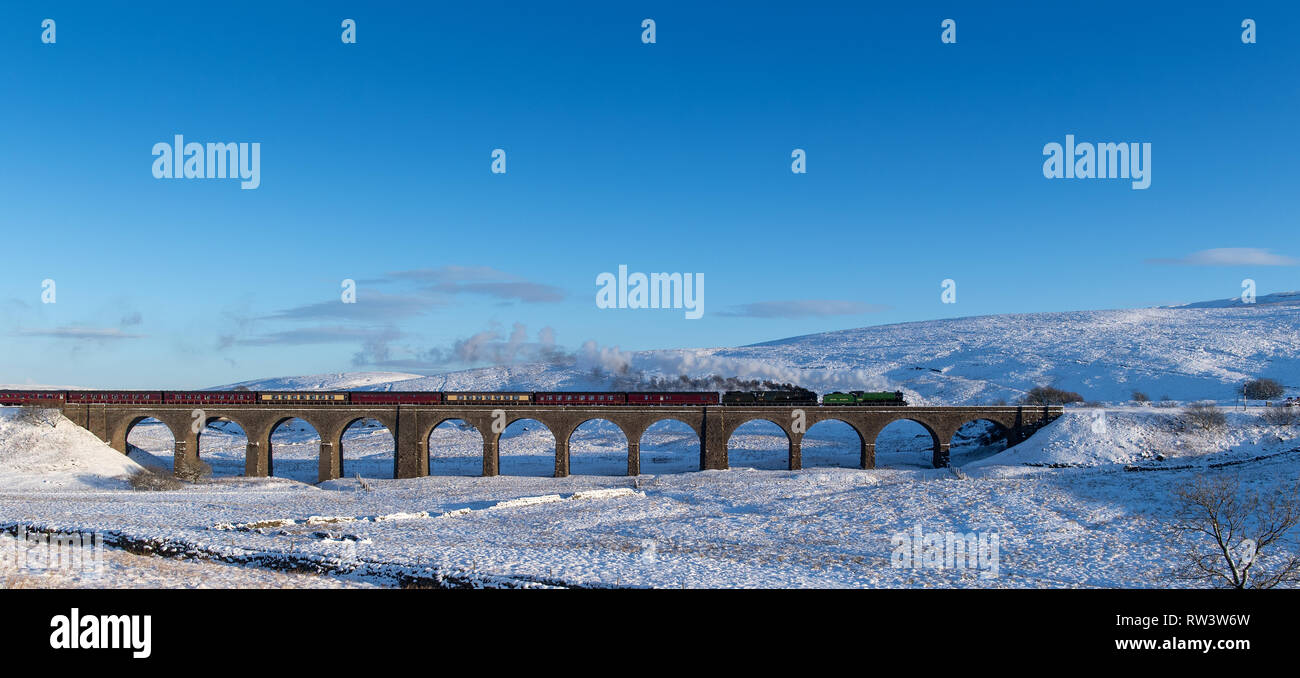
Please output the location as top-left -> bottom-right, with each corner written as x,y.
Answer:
1,1 -> 1297,388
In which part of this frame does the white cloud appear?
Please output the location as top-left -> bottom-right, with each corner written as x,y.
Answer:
1147,248 -> 1298,267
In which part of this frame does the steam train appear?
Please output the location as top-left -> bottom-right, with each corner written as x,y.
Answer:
822,390 -> 908,406
0,389 -> 908,407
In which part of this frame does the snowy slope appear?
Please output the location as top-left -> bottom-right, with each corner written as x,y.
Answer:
965,407 -> 1296,469
208,297 -> 1300,407
0,407 -> 145,491
1164,290 -> 1300,309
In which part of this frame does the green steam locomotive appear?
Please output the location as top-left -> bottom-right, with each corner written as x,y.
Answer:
821,390 -> 908,406
719,389 -> 908,406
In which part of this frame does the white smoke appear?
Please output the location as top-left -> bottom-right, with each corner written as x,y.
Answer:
575,342 -> 891,393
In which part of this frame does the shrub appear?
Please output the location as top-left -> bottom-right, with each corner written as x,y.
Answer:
1262,405 -> 1300,427
174,459 -> 213,483
1183,401 -> 1227,431
1132,391 -> 1150,403
17,404 -> 58,427
1021,385 -> 1084,405
128,466 -> 184,491
1242,378 -> 1285,402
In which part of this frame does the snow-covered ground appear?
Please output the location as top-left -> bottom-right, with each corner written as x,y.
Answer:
0,529 -> 375,589
3,404 -> 1297,588
0,407 -> 145,491
3,297 -> 1299,588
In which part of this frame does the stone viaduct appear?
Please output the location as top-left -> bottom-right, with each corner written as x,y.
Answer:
58,403 -> 1062,483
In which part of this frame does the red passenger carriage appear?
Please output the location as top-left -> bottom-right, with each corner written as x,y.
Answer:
349,391 -> 443,405
626,392 -> 719,405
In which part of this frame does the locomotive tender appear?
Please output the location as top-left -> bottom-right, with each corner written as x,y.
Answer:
1,388 -> 907,407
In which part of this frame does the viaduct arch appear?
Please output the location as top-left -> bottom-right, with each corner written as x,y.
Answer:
65,403 -> 1061,482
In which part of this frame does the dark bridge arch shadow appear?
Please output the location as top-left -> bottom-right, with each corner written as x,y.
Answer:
125,416 -> 177,471
340,417 -> 395,479
949,418 -> 1010,465
874,418 -> 941,469
568,418 -> 629,476
802,419 -> 864,469
498,418 -> 556,477
269,417 -> 322,483
638,419 -> 702,474
726,419 -> 791,470
427,418 -> 484,477
196,416 -> 249,478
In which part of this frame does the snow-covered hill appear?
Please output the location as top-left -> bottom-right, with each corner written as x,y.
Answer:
215,296 -> 1300,406
0,408 -> 145,491
1163,290 -> 1300,309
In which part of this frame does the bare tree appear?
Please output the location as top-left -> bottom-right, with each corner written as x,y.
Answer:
1182,401 -> 1226,431
17,404 -> 59,428
1241,378 -> 1284,403
1261,405 -> 1300,427
174,459 -> 213,483
128,466 -> 184,491
1021,385 -> 1084,405
1168,475 -> 1300,589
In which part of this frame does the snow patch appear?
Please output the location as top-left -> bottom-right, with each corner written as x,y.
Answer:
0,407 -> 146,491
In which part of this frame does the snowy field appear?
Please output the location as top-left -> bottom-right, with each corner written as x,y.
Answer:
2,404 -> 1297,588
3,295 -> 1299,588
